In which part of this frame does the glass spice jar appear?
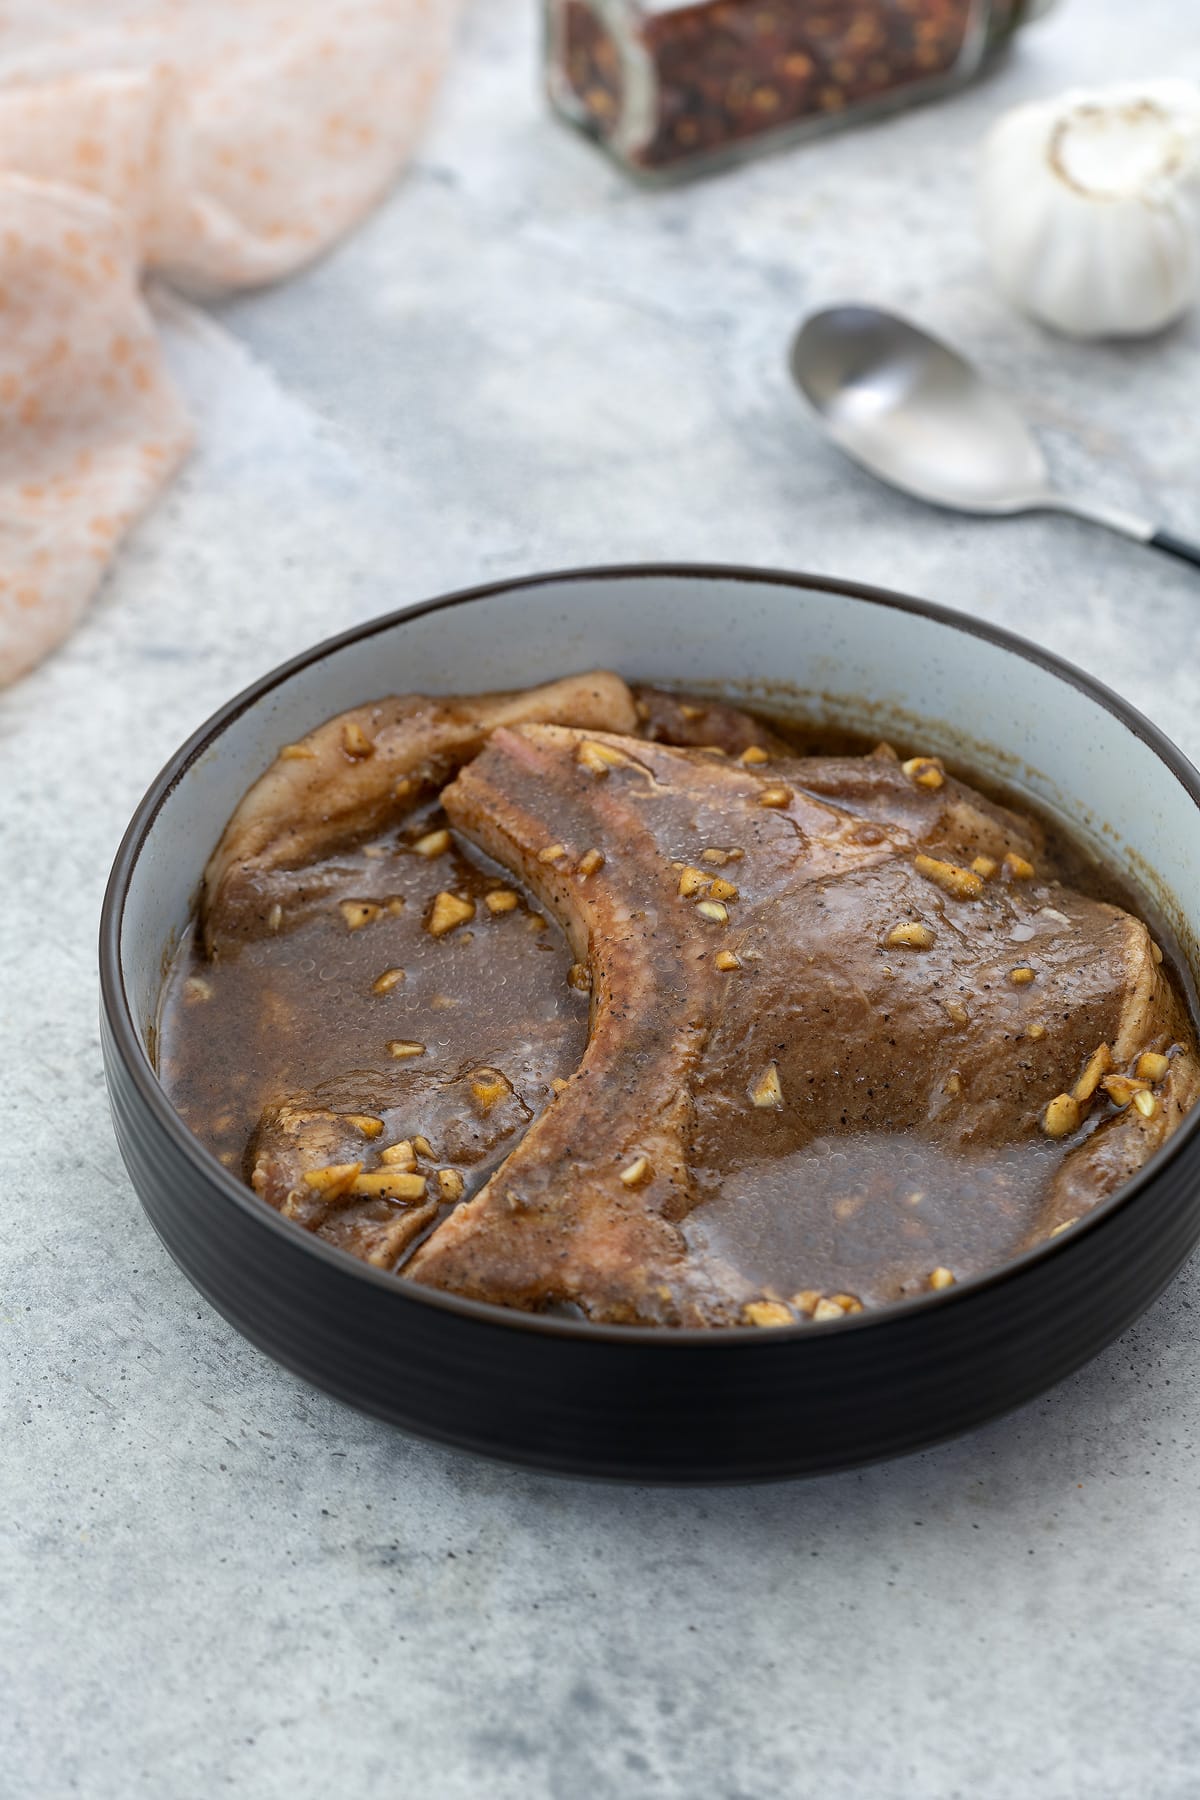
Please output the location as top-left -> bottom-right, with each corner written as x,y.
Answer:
545,0 -> 1052,179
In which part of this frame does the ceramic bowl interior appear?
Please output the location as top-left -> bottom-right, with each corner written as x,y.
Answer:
121,566 -> 1200,1063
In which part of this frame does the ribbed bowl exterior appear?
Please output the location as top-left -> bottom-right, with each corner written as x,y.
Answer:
102,997 -> 1200,1481
99,566 -> 1200,1482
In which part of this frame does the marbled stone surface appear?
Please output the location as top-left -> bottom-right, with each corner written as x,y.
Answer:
4,3 -> 1200,1795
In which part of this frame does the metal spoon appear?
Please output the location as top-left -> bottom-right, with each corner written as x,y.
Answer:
789,305 -> 1200,570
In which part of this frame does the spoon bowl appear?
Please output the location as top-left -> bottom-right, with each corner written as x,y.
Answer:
789,304 -> 1199,566
790,305 -> 1049,515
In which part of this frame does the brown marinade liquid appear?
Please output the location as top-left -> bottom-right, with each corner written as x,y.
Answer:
159,704 -> 1196,1314
159,797 -> 590,1201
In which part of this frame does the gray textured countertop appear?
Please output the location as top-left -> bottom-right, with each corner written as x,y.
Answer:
6,3 -> 1200,1795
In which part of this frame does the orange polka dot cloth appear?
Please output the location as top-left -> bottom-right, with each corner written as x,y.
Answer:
0,0 -> 456,686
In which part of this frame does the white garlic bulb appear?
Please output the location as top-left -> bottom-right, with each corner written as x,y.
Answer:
979,80 -> 1200,339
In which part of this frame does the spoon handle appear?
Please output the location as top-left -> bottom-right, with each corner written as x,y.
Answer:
1149,528 -> 1200,572
1048,495 -> 1200,571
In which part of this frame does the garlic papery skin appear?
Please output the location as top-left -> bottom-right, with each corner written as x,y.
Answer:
979,81 -> 1200,340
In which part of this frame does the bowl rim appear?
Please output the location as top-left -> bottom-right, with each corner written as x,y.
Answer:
99,561 -> 1200,1347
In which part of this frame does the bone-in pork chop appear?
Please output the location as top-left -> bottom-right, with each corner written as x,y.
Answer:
404,725 -> 1200,1323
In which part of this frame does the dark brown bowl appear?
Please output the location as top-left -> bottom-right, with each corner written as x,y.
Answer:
99,565 -> 1200,1480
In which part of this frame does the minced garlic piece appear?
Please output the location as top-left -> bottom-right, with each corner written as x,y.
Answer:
537,843 -> 568,865
928,1267 -> 955,1290
340,900 -> 381,931
471,1071 -> 510,1112
345,1114 -> 384,1139
1042,1093 -> 1081,1138
427,891 -> 475,937
619,1155 -> 653,1188
1136,1051 -> 1170,1084
413,828 -> 451,857
279,742 -> 317,761
388,1040 -> 425,1060
577,848 -> 605,877
372,967 -> 405,995
811,1297 -> 845,1322
709,878 -> 739,903
438,1169 -> 466,1201
1009,966 -> 1035,986
577,739 -> 628,776
413,1136 -> 434,1158
757,785 -> 792,809
1102,1074 -> 1150,1109
302,1162 -> 363,1198
971,854 -> 998,879
485,888 -> 519,914
902,755 -> 945,791
696,899 -> 729,925
1072,1043 -> 1113,1103
913,853 -> 983,902
678,865 -> 711,898
341,721 -> 374,759
750,1062 -> 783,1109
380,1141 -> 416,1168
744,1300 -> 793,1327
1004,852 -> 1036,880
740,745 -> 770,766
886,922 -> 935,950
715,950 -> 741,972
350,1169 -> 426,1201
